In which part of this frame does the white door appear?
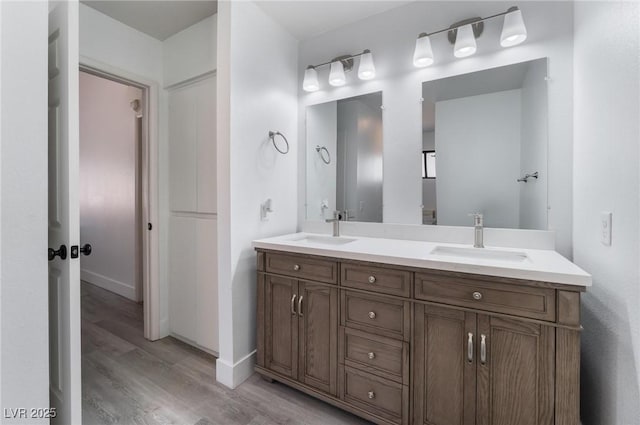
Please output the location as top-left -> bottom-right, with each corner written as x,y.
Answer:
48,1 -> 81,424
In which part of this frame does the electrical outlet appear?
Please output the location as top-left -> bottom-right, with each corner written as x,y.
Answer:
600,211 -> 612,246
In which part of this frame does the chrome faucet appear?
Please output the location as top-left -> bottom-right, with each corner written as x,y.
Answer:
469,213 -> 484,248
326,211 -> 342,237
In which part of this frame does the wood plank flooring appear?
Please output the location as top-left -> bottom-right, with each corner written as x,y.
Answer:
81,282 -> 369,425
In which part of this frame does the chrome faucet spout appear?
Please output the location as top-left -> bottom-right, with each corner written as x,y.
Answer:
326,211 -> 342,237
468,213 -> 484,248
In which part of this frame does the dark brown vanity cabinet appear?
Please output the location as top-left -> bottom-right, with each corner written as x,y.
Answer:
256,249 -> 583,425
413,305 -> 555,425
260,266 -> 338,396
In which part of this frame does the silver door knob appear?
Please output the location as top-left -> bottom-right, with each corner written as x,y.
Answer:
368,391 -> 375,399
368,311 -> 376,319
368,352 -> 375,360
293,264 -> 300,271
472,291 -> 483,300
368,275 -> 376,284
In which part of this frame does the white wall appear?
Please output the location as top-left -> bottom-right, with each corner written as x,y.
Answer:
298,1 -> 574,257
306,101 -> 337,221
216,0 -> 299,388
0,1 -> 50,421
163,15 -> 217,88
79,72 -> 142,301
519,59 -> 548,230
573,2 -> 640,423
436,90 -> 521,228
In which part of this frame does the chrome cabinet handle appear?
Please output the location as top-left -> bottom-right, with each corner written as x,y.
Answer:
368,275 -> 376,284
467,332 -> 474,363
480,334 -> 487,365
298,295 -> 303,317
290,294 -> 297,315
472,291 -> 483,300
368,391 -> 375,399
368,352 -> 376,360
293,264 -> 300,271
368,311 -> 376,320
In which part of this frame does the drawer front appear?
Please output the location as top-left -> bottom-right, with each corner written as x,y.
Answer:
342,366 -> 407,424
415,273 -> 556,321
341,291 -> 410,340
341,327 -> 408,384
265,253 -> 338,284
341,263 -> 411,297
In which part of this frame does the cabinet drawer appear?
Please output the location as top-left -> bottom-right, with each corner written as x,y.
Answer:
341,263 -> 411,297
341,291 -> 410,341
341,366 -> 407,424
265,253 -> 338,284
341,327 -> 408,384
415,272 -> 556,321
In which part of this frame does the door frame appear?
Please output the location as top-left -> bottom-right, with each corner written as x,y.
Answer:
79,56 -> 161,340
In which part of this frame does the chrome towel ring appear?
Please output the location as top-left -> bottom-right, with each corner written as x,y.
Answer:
316,145 -> 331,164
269,131 -> 289,154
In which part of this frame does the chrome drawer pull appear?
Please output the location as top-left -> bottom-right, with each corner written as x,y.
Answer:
467,332 -> 474,363
293,264 -> 300,271
480,334 -> 487,365
298,296 -> 303,317
368,352 -> 376,360
368,311 -> 376,320
368,275 -> 376,284
368,391 -> 375,399
290,294 -> 297,315
472,291 -> 483,300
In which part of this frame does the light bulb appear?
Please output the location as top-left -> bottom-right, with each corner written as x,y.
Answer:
303,66 -> 319,92
413,33 -> 434,67
329,61 -> 346,87
454,24 -> 477,58
358,50 -> 376,80
501,8 -> 527,47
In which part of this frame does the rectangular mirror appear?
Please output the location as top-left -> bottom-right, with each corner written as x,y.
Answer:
306,91 -> 383,222
422,58 -> 548,229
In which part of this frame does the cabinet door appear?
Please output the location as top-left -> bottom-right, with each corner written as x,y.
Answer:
298,282 -> 338,396
265,275 -> 298,379
476,315 -> 554,425
413,304 -> 476,425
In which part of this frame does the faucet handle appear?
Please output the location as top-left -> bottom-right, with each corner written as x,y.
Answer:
468,212 -> 484,226
326,210 -> 341,223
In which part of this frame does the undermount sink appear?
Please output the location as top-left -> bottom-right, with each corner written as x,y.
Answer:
430,246 -> 529,263
292,235 -> 356,246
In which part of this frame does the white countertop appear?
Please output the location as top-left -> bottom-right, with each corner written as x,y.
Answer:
252,232 -> 592,287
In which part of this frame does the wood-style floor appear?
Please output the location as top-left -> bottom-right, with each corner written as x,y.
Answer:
81,282 -> 369,425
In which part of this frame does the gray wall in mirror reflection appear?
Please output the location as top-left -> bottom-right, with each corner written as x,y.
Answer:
306,91 -> 383,222
422,58 -> 548,230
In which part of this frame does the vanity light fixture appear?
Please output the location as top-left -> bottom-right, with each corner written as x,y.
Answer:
302,49 -> 376,92
412,6 -> 527,67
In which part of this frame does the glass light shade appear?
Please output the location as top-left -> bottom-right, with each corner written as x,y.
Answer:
358,50 -> 376,80
302,67 -> 319,92
500,9 -> 527,47
329,61 -> 346,86
413,34 -> 434,67
454,24 -> 477,58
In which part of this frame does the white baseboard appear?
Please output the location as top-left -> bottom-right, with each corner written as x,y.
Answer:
216,351 -> 256,389
81,269 -> 136,301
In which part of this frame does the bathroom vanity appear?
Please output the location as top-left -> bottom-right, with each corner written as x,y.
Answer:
253,233 -> 590,425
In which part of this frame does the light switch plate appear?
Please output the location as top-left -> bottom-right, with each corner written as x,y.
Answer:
600,211 -> 612,246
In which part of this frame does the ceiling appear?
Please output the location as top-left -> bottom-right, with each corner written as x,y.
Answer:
81,0 -> 218,41
256,0 -> 413,41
